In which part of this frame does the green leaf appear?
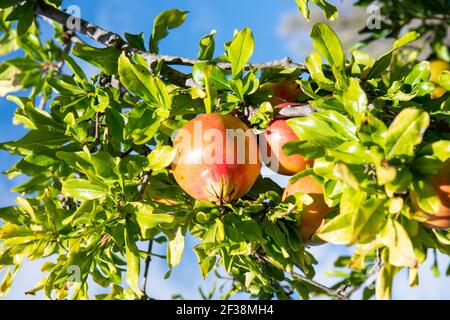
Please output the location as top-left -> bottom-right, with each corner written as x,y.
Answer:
72,43 -> 121,75
310,23 -> 344,68
0,64 -> 22,97
418,140 -> 450,162
62,179 -> 108,201
380,219 -> 418,268
201,64 -> 218,113
286,115 -> 347,147
147,145 -> 176,171
439,71 -> 450,91
46,78 -> 85,95
411,156 -> 443,176
90,151 -> 119,181
198,30 -> 216,60
366,32 -> 419,79
224,215 -> 263,243
393,32 -> 420,50
295,0 -> 310,20
17,2 -> 35,37
0,265 -> 20,298
227,27 -> 254,77
311,0 -> 338,20
0,33 -> 19,56
118,53 -> 171,108
125,106 -> 161,145
404,61 -> 431,87
167,228 -> 185,268
0,206 -> 23,225
376,263 -> 395,300
318,190 -> 386,244
1,127 -> 68,153
305,52 -> 334,89
14,100 -> 65,130
62,53 -> 88,83
56,151 -> 93,175
0,0 -> 21,9
328,141 -> 370,165
342,78 -> 367,128
411,178 -> 440,214
125,32 -> 146,51
124,225 -> 142,297
315,110 -> 358,141
133,203 -> 175,236
385,108 -> 430,159
194,246 -> 216,278
150,9 -> 188,54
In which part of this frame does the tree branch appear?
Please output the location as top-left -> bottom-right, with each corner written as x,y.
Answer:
276,104 -> 317,118
34,1 -> 314,119
336,249 -> 384,299
34,1 -> 306,77
244,103 -> 318,121
291,270 -> 348,300
255,252 -> 347,300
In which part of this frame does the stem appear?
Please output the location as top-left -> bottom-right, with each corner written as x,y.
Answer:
255,252 -> 347,300
133,171 -> 151,202
337,249 -> 384,299
291,270 -> 348,300
141,240 -> 154,297
38,29 -> 73,110
94,112 -> 100,141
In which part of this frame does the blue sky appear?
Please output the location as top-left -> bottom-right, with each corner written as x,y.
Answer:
1,0 -> 450,300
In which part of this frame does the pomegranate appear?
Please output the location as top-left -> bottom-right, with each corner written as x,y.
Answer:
283,175 -> 331,241
171,113 -> 261,204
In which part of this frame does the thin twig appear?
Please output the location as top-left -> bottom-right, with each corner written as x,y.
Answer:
38,29 -> 73,110
37,95 -> 47,110
336,249 -> 384,299
141,240 -> 154,297
134,170 -> 151,202
291,270 -> 348,300
254,252 -> 347,300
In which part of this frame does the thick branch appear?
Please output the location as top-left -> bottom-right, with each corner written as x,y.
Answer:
35,1 -> 315,121
35,1 -> 306,74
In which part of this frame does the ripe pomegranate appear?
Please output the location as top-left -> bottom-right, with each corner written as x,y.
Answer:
261,80 -> 302,105
415,159 -> 450,229
283,175 -> 331,242
262,103 -> 313,176
171,113 -> 261,204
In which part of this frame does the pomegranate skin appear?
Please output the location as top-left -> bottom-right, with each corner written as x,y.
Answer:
262,103 -> 313,175
420,159 -> 450,229
263,81 -> 302,105
171,113 -> 261,204
283,176 -> 331,241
